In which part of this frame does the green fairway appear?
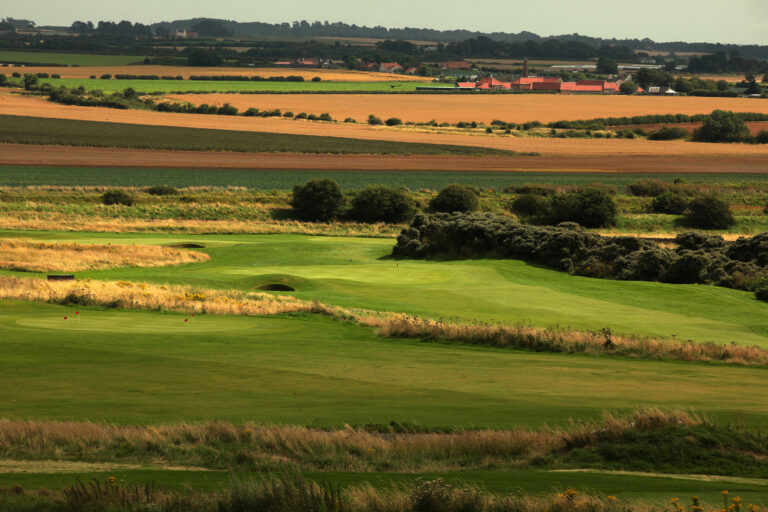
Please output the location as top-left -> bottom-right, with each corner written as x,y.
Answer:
40,78 -> 434,93
6,231 -> 764,347
0,115 -> 509,155
2,166 -> 767,190
2,295 -> 768,427
0,469 -> 765,505
0,51 -> 145,66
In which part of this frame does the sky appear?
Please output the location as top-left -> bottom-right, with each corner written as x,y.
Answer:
5,0 -> 768,45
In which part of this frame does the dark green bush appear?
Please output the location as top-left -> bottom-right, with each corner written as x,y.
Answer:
650,192 -> 689,214
428,184 -> 479,213
510,194 -> 549,218
0,74 -> 6,85
755,130 -> 768,144
693,109 -> 750,143
385,117 -> 403,126
101,190 -> 134,206
367,115 -> 384,126
319,113 -> 333,122
547,187 -> 617,228
683,196 -> 735,229
648,126 -> 689,140
627,179 -> 671,197
756,281 -> 768,302
348,186 -> 416,223
145,185 -> 179,196
290,178 -> 345,222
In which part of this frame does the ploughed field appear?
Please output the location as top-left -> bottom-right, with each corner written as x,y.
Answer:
165,92 -> 768,124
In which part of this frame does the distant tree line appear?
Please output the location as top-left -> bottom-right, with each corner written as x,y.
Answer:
70,20 -> 153,37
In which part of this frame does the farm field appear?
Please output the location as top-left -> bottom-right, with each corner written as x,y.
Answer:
0,50 -> 147,66
13,64 -> 432,81
2,294 -> 768,426
3,231 -> 767,346
4,165 -> 768,188
164,92 -> 768,124
38,77 -> 436,93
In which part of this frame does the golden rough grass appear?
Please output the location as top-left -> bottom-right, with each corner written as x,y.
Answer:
0,276 -> 332,317
0,215 -> 400,237
164,92 -> 768,124
14,65 -> 432,82
0,238 -> 209,272
0,409 -> 697,473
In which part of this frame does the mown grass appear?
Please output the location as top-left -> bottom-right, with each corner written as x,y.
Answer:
0,50 -> 145,66
0,115 -> 511,155
40,78 -> 432,93
2,166 -> 768,190
2,299 -> 768,427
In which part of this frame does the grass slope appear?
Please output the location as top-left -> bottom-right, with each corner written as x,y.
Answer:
2,299 -> 768,427
1,469 -> 766,504
40,78 -> 434,93
0,115 -> 509,155
0,51 -> 145,66
7,232 -> 763,346
1,166 -> 767,189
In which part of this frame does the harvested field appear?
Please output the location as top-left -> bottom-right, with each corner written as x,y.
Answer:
164,92 -> 768,124
3,93 -> 768,161
3,143 -> 768,173
0,238 -> 210,272
13,65 -> 431,82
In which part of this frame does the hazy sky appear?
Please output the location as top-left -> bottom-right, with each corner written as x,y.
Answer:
6,0 -> 768,45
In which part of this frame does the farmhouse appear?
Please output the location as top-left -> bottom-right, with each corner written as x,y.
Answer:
458,76 -> 621,94
380,62 -> 404,73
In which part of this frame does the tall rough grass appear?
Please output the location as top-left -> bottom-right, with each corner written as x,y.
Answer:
0,238 -> 210,272
0,410 -> 698,473
0,472 -> 764,512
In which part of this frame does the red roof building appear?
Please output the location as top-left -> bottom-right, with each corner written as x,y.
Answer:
358,62 -> 378,72
379,62 -> 404,73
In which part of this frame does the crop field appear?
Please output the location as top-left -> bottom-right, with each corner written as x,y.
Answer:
13,64 -> 432,81
165,92 -> 768,124
0,115 -> 509,155
4,165 -> 768,189
38,77 -> 436,93
0,51 -> 146,66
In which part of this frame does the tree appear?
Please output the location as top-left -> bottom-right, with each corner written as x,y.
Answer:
190,20 -> 233,37
683,196 -> 735,229
548,187 -> 617,228
428,184 -> 479,213
290,178 -> 345,221
349,186 -> 416,223
716,80 -> 729,91
187,48 -> 223,67
693,110 -> 749,143
596,56 -> 618,75
618,80 -> 636,95
343,55 -> 359,70
22,74 -> 38,90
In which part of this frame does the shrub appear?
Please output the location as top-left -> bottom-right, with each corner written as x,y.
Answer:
319,112 -> 333,122
693,109 -> 750,143
349,186 -> 416,223
283,111 -> 294,118
123,87 -> 138,100
548,187 -> 617,228
0,74 -> 5,85
101,190 -> 134,206
100,74 -> 112,79
683,196 -> 735,229
145,185 -> 179,196
295,112 -> 307,119
428,184 -> 479,213
756,281 -> 768,302
22,74 -> 38,90
243,108 -> 259,117
650,192 -> 689,214
217,103 -> 238,115
627,179 -> 671,197
385,117 -> 403,126
755,130 -> 768,144
648,126 -> 688,140
510,194 -> 549,218
367,114 -> 384,125
311,76 -> 321,82
291,178 -> 345,221
343,117 -> 356,123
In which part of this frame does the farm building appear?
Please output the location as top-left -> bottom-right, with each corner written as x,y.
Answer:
379,62 -> 404,73
273,58 -> 331,68
457,76 -> 621,94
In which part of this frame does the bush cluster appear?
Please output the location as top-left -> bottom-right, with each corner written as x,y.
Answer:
650,192 -> 689,214
511,187 -> 617,228
393,213 -> 768,293
101,190 -> 134,206
428,184 -> 479,213
145,185 -> 179,196
156,102 -> 239,115
348,186 -> 416,223
648,126 -> 689,140
290,178 -> 345,222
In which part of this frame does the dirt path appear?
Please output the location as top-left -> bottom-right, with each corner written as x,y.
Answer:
3,143 -> 768,173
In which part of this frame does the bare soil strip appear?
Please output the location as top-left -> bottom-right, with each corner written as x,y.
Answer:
0,459 -> 210,474
1,143 -> 767,173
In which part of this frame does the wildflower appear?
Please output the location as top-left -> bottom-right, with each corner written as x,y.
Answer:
607,495 -> 618,501
107,476 -> 116,486
723,491 -> 730,496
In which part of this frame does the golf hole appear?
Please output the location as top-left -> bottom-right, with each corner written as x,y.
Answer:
257,284 -> 296,291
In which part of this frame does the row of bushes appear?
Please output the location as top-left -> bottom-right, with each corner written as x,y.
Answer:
392,213 -> 768,298
547,112 -> 768,130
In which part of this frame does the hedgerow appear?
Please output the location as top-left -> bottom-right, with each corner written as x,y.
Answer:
393,213 -> 768,294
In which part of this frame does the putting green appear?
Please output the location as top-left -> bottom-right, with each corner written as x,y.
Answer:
5,231 -> 765,347
3,300 -> 768,427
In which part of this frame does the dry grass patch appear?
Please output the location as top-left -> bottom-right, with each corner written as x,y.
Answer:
0,239 -> 209,272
